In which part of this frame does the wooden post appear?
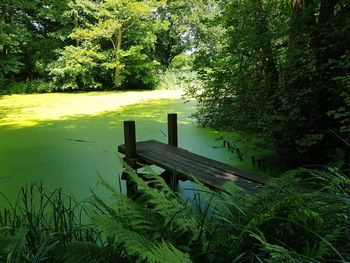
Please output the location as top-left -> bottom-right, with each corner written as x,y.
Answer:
123,120 -> 137,197
251,156 -> 256,165
124,121 -> 136,167
168,113 -> 178,147
164,113 -> 178,191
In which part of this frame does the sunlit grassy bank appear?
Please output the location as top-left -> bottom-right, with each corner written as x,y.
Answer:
0,90 -> 183,127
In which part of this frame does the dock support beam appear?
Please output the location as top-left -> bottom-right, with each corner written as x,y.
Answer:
162,113 -> 179,191
123,120 -> 137,197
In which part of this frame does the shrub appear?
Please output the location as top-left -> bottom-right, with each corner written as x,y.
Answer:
5,80 -> 55,94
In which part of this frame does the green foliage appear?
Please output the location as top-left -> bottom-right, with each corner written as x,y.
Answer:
90,167 -> 198,262
0,0 -> 70,89
153,0 -> 196,68
327,51 -> 350,143
87,163 -> 350,262
0,182 -> 105,262
0,0 -> 223,92
48,0 -> 164,90
191,0 -> 350,166
157,70 -> 201,91
4,80 -> 55,94
0,166 -> 350,263
49,44 -> 104,90
201,167 -> 350,262
1,163 -> 350,262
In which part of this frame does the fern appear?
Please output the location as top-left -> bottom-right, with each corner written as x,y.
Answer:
1,163 -> 349,262
92,213 -> 155,259
145,241 -> 192,263
89,163 -> 203,262
250,231 -> 296,263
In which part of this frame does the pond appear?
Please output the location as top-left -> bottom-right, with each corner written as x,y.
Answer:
0,90 -> 277,207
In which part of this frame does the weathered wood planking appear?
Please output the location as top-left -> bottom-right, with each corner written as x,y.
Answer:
118,140 -> 266,193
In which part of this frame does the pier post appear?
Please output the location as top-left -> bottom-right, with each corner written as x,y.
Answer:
124,120 -> 136,167
123,120 -> 137,197
168,113 -> 178,147
163,113 -> 178,191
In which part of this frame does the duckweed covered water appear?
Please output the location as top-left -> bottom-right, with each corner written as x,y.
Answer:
0,91 -> 278,206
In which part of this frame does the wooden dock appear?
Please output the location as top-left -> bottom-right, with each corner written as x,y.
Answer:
118,114 -> 267,195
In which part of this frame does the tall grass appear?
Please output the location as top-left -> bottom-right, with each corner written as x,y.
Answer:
157,70 -> 202,91
0,182 -> 104,262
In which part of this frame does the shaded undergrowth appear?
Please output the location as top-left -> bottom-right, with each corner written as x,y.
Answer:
1,165 -> 349,262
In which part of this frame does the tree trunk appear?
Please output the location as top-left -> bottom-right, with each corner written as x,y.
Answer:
313,0 -> 337,65
0,4 -> 8,57
289,0 -> 316,50
318,0 -> 337,25
251,0 -> 279,90
113,27 -> 122,86
0,3 -> 8,80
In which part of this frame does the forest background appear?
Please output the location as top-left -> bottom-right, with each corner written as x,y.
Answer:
1,0 -> 349,168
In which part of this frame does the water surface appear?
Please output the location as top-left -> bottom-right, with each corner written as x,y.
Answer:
0,91 -> 275,206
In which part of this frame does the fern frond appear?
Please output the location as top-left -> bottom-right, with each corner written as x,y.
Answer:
250,231 -> 296,263
123,163 -> 198,231
92,214 -> 156,260
145,241 -> 192,263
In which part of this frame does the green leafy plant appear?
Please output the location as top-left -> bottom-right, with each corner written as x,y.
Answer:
1,164 -> 349,262
0,182 -> 109,262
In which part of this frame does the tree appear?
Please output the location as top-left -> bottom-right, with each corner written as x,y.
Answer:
192,0 -> 350,166
0,0 -> 69,89
154,0 -> 191,68
0,0 -> 26,86
50,0 -> 165,90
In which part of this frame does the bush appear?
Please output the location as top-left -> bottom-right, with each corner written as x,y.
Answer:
5,80 -> 55,94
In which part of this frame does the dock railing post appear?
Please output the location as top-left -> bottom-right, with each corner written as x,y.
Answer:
168,113 -> 178,147
124,120 -> 137,167
123,120 -> 137,197
164,113 -> 178,191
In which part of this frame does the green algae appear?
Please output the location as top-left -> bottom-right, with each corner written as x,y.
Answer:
0,91 -> 279,207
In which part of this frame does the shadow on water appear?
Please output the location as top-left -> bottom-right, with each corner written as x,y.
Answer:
0,98 -> 281,207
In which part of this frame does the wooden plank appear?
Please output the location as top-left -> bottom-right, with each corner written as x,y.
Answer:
119,141 -> 261,191
120,140 -> 266,186
145,140 -> 266,184
118,140 -> 264,192
137,142 -> 254,183
127,147 -> 259,192
125,144 -> 214,181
